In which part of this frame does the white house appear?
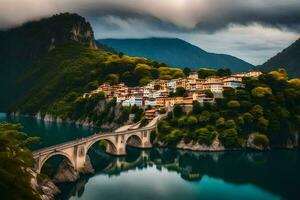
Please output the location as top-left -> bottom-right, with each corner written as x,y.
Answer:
246,69 -> 262,78
210,83 -> 223,93
121,96 -> 143,107
167,79 -> 177,91
222,76 -> 243,89
145,98 -> 156,107
116,95 -> 126,103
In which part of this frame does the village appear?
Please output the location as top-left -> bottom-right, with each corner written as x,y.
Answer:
83,69 -> 262,119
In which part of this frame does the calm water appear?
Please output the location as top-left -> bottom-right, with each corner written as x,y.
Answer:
1,113 -> 299,200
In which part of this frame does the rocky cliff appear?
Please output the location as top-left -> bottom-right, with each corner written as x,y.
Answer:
0,13 -> 97,111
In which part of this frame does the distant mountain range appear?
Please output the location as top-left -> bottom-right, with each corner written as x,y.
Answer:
98,38 -> 254,72
259,38 -> 300,78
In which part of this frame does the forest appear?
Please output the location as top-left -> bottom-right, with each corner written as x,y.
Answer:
156,69 -> 300,148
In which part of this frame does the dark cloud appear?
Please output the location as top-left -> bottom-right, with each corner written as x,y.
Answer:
0,0 -> 299,64
79,0 -> 300,33
1,0 -> 300,32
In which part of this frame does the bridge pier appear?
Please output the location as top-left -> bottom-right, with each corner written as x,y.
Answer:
74,144 -> 87,172
33,126 -> 156,174
141,130 -> 152,149
111,135 -> 126,156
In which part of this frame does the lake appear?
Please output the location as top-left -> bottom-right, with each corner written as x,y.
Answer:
1,113 -> 299,200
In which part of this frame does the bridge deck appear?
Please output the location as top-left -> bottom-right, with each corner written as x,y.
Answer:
32,124 -> 156,157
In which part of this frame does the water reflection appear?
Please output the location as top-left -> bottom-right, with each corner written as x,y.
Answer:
1,114 -> 99,150
57,147 -> 299,200
1,114 -> 298,200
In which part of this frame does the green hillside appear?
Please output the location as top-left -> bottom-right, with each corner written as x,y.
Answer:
0,13 -> 184,126
0,13 -> 97,111
12,42 -> 184,121
157,69 -> 300,147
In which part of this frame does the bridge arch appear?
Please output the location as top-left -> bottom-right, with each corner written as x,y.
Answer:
39,151 -> 75,174
125,133 -> 143,148
86,138 -> 118,155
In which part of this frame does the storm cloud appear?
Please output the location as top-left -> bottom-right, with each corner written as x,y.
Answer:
1,0 -> 300,64
1,0 -> 300,31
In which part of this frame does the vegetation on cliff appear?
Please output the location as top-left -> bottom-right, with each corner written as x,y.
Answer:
0,123 -> 40,199
12,42 -> 182,126
157,69 -> 300,148
0,13 -> 98,111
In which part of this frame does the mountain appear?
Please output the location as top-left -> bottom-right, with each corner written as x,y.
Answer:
12,42 -> 183,117
0,13 -> 98,111
0,13 -> 183,121
259,38 -> 300,78
98,38 -> 254,72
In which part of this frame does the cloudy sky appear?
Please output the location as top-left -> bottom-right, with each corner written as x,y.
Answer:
1,0 -> 300,65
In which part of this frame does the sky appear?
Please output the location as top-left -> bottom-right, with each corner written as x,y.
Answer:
1,0 -> 300,65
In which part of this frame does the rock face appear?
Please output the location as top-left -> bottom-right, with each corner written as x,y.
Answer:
53,156 -> 94,183
30,100 -> 124,129
284,134 -> 298,149
176,139 -> 225,151
38,178 -> 61,200
30,170 -> 60,200
80,155 -> 95,174
53,159 -> 80,183
0,12 -> 97,111
246,133 -> 270,151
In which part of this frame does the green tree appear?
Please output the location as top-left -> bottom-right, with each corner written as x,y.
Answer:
157,121 -> 172,136
251,86 -> 272,98
269,68 -> 288,80
134,63 -> 152,79
197,68 -> 217,79
139,76 -> 152,86
194,128 -> 216,145
223,88 -> 235,100
164,129 -> 183,144
175,87 -> 187,97
253,133 -> 270,147
199,111 -> 210,125
192,101 -> 201,115
151,68 -> 159,79
86,80 -> 99,91
172,70 -> 185,79
219,128 -> 238,147
225,120 -> 236,129
251,105 -> 264,118
236,89 -> 251,101
0,123 -> 40,200
227,100 -> 240,109
243,112 -> 254,124
257,117 -> 269,132
205,90 -> 214,98
183,67 -> 191,76
216,117 -> 225,128
106,73 -> 119,84
173,105 -> 184,118
187,116 -> 198,129
178,116 -> 187,127
216,68 -> 231,77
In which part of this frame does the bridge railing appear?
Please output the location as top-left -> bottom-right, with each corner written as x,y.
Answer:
32,125 -> 157,156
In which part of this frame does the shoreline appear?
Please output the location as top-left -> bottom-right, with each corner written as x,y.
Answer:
7,112 -> 299,152
7,111 -> 117,129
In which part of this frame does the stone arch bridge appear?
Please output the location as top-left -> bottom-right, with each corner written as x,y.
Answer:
32,124 -> 156,174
